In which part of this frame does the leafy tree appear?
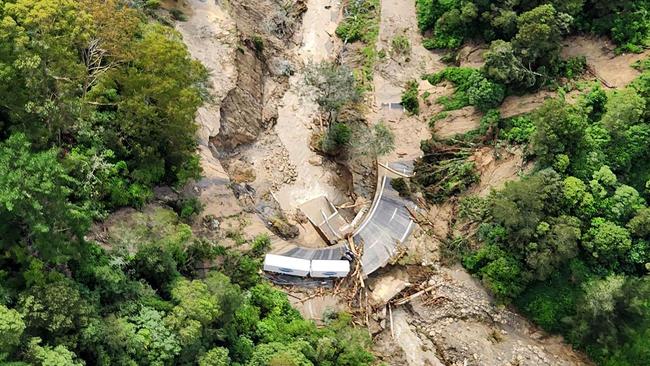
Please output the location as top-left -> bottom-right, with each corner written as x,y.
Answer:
563,176 -> 596,216
605,185 -> 646,222
169,279 -> 221,326
569,275 -> 650,362
18,280 -> 96,342
0,134 -> 91,264
415,0 -> 453,32
0,0 -> 92,144
530,98 -> 589,168
583,218 -> 632,268
26,338 -> 83,366
466,72 -> 506,111
524,216 -> 581,280
513,4 -> 573,67
198,347 -> 230,366
599,88 -> 649,173
628,208 -> 650,238
131,244 -> 180,294
90,23 -> 206,185
0,305 -> 25,359
131,307 -> 181,365
247,342 -> 312,366
305,62 -> 361,121
483,40 -> 537,88
490,169 -> 564,243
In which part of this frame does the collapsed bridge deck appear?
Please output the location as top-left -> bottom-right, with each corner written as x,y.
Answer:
265,166 -> 417,278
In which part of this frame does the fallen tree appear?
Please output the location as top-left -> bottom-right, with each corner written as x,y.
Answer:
412,140 -> 479,203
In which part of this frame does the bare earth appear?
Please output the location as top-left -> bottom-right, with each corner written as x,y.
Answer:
562,35 -> 650,88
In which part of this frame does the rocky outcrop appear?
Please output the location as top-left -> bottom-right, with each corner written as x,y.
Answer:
229,0 -> 306,41
216,40 -> 266,149
214,0 -> 307,150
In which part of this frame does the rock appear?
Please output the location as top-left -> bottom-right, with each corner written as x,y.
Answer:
309,156 -> 323,166
368,319 -> 383,335
215,41 -> 265,149
228,160 -> 256,183
203,215 -> 221,231
367,269 -> 411,306
153,186 -> 179,204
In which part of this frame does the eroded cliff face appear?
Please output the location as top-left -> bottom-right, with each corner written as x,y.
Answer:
216,40 -> 266,149
213,0 -> 307,150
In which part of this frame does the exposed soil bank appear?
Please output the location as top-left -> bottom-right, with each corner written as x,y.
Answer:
562,35 -> 650,88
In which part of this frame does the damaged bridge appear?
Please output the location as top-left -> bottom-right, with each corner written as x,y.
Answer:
264,163 -> 417,278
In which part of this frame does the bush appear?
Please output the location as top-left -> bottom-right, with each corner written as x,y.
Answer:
169,8 -> 187,21
401,80 -> 420,115
321,123 -> 352,154
516,271 -> 579,333
391,178 -> 411,197
178,197 -> 203,220
467,73 -> 506,111
335,0 -> 379,44
561,56 -> 587,79
425,67 -> 505,111
428,112 -> 448,127
501,116 -> 536,143
391,35 -> 411,55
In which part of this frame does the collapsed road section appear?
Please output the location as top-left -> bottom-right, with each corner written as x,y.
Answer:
263,165 -> 417,279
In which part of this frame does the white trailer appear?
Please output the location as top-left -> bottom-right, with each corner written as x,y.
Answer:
263,254 -> 311,277
310,260 -> 350,278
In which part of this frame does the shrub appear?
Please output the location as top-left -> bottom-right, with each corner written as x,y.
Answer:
169,8 -> 187,21
179,197 -> 203,220
401,80 -> 420,115
321,123 -> 352,154
425,67 -> 505,111
501,116 -> 536,143
335,0 -> 379,44
391,35 -> 411,55
467,73 -> 506,111
561,56 -> 587,79
391,178 -> 411,197
428,112 -> 448,128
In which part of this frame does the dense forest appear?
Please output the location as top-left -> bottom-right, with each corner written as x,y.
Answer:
0,1 -> 374,365
460,80 -> 650,365
410,1 -> 650,365
415,0 -> 649,93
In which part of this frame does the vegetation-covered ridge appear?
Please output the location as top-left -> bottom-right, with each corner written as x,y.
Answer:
416,0 -> 641,91
416,0 -> 649,52
336,0 -> 380,87
454,65 -> 650,365
0,1 -> 376,365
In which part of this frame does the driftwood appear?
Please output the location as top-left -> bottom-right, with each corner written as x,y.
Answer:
337,199 -> 368,209
393,284 -> 440,306
389,303 -> 395,339
586,63 -> 615,88
378,162 -> 414,178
